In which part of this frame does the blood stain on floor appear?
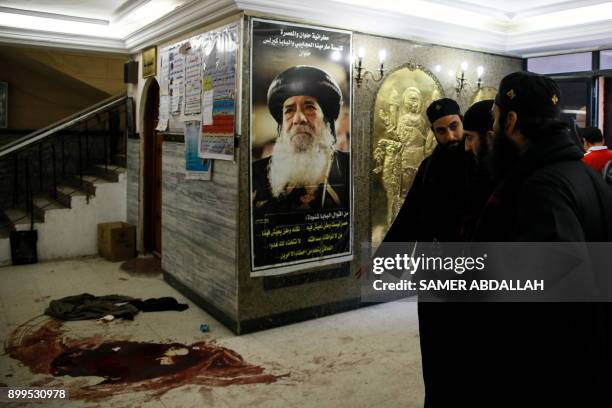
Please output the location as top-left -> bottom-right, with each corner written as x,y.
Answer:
119,257 -> 162,277
4,316 -> 287,401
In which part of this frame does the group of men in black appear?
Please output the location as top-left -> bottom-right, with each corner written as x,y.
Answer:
382,71 -> 612,406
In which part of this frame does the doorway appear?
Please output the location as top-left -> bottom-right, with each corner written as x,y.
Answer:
604,77 -> 612,146
142,79 -> 162,256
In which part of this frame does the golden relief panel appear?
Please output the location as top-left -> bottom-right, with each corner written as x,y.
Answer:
371,64 -> 445,244
470,86 -> 497,106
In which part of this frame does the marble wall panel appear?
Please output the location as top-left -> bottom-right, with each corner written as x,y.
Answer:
126,138 -> 140,248
161,141 -> 239,320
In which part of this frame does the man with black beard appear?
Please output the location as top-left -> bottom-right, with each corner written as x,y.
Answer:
384,98 -> 469,243
463,99 -> 494,161
461,99 -> 496,240
381,98 -> 474,408
464,72 -> 612,407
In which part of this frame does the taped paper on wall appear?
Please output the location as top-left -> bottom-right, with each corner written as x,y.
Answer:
184,120 -> 212,180
184,53 -> 202,115
160,49 -> 170,95
169,46 -> 185,115
202,90 -> 214,125
156,95 -> 170,131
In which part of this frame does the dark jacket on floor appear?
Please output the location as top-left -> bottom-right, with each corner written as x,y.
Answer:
45,293 -> 139,321
45,294 -> 189,321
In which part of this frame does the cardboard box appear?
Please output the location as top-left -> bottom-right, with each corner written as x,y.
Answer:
98,222 -> 136,262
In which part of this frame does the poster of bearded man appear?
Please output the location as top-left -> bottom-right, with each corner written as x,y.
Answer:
250,19 -> 353,275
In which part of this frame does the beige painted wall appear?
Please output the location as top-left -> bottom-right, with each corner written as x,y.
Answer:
0,45 -> 128,130
15,47 -> 127,96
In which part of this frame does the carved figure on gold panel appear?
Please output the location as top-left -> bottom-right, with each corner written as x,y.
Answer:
396,87 -> 428,196
374,86 -> 434,225
373,135 -> 402,226
374,88 -> 403,225
371,64 -> 444,243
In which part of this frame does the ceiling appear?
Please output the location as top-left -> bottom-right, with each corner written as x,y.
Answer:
0,0 -> 611,56
432,0 -> 610,17
0,0 -> 127,20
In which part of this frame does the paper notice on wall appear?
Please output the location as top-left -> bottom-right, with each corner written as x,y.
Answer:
159,49 -> 170,95
184,120 -> 212,180
201,55 -> 236,136
203,75 -> 213,91
184,53 -> 202,115
169,46 -> 185,115
156,95 -> 170,131
199,134 -> 234,160
202,90 -> 214,125
198,25 -> 237,161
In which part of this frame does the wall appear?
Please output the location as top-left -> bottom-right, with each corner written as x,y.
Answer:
126,55 -> 145,252
0,45 -> 126,130
162,142 -> 239,320
126,138 -> 140,248
15,47 -> 127,96
235,20 -> 523,332
124,13 -> 522,334
127,14 -> 243,325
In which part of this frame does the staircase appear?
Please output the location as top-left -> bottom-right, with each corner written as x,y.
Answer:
0,95 -> 134,266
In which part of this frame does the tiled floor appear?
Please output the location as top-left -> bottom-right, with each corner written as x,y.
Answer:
0,257 -> 424,407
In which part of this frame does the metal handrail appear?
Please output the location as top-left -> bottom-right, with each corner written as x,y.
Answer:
0,93 -> 128,159
1,95 -> 131,230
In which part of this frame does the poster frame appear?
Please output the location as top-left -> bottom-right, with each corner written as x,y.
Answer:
248,17 -> 354,276
142,45 -> 158,79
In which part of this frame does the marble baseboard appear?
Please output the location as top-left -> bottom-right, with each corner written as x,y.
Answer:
238,297 -> 360,335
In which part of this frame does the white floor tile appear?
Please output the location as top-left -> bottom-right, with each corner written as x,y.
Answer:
0,257 -> 425,407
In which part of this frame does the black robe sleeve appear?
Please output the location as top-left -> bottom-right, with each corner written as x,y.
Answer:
515,173 -> 585,241
382,156 -> 429,243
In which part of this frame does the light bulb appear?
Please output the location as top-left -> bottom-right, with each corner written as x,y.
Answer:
378,49 -> 387,63
449,70 -> 456,77
460,61 -> 468,72
434,65 -> 441,73
358,47 -> 366,59
477,66 -> 484,78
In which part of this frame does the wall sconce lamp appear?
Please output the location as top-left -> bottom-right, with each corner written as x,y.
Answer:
354,47 -> 387,88
453,61 -> 484,94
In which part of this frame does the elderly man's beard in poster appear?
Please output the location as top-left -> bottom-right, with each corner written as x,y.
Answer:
268,123 -> 335,198
249,19 -> 352,275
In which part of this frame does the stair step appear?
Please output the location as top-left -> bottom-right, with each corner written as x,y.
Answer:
32,196 -> 70,221
55,184 -> 87,208
86,164 -> 126,182
3,207 -> 43,229
64,176 -> 99,196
